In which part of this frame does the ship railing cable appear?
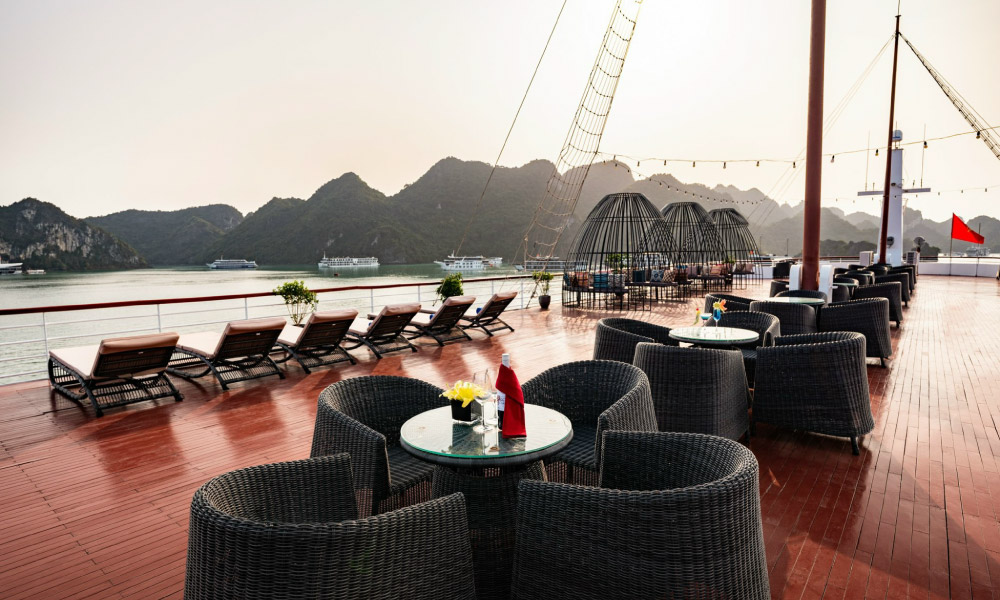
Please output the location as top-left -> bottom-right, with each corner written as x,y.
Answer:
452,1 -> 567,258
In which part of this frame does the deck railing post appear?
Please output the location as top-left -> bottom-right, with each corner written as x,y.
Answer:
520,279 -> 524,309
155,304 -> 162,332
417,286 -> 421,304
243,298 -> 249,320
370,289 -> 375,313
41,313 -> 49,356
491,280 -> 495,295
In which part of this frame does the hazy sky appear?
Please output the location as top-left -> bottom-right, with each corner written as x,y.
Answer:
2,0 -> 998,223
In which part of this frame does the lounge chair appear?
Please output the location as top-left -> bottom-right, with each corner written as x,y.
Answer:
48,332 -> 182,417
274,309 -> 359,373
459,291 -> 517,336
343,303 -> 420,359
168,317 -> 286,389
405,295 -> 476,346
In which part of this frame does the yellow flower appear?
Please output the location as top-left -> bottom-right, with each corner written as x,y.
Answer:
712,299 -> 728,312
693,309 -> 702,325
441,380 -> 484,407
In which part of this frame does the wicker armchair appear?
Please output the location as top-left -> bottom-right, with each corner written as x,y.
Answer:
633,343 -> 749,440
592,318 -> 677,363
749,300 -> 817,335
509,432 -> 769,599
845,270 -> 874,285
312,376 -> 444,516
776,289 -> 828,302
869,264 -> 889,276
769,280 -> 789,297
717,310 -> 780,386
818,298 -> 892,366
184,454 -> 477,600
752,332 -> 874,454
521,360 -> 656,485
853,281 -> 903,326
835,275 -> 860,285
832,284 -> 851,303
704,293 -> 754,312
875,273 -> 911,305
890,265 -> 916,289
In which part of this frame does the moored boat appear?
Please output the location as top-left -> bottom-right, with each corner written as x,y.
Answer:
207,258 -> 258,269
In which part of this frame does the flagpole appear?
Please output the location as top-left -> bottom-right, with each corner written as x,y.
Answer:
949,236 -> 953,276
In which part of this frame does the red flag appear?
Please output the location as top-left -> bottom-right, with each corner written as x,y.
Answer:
951,214 -> 985,244
495,364 -> 526,438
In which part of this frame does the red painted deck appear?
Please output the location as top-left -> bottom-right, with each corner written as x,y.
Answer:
1,275 -> 999,599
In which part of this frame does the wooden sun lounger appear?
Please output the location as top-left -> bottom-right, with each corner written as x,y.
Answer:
168,317 -> 286,389
343,303 -> 420,359
273,309 -> 358,373
48,332 -> 182,417
459,291 -> 517,336
405,295 -> 475,346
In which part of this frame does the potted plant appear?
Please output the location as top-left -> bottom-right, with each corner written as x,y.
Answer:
435,273 -> 464,305
532,270 -> 554,310
273,280 -> 318,326
441,380 -> 482,424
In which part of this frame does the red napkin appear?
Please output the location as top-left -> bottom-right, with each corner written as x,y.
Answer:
495,364 -> 526,438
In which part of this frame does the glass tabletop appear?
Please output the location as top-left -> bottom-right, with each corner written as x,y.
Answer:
834,281 -> 859,287
668,326 -> 759,344
763,296 -> 826,305
400,404 -> 573,466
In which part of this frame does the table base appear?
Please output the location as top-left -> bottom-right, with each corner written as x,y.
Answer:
431,461 -> 548,600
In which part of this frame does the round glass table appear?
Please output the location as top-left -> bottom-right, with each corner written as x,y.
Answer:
834,281 -> 859,287
400,404 -> 573,468
668,325 -> 759,347
400,404 -> 573,600
762,296 -> 826,305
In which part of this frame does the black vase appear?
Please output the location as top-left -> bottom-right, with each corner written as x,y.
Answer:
451,401 -> 474,423
538,295 -> 551,310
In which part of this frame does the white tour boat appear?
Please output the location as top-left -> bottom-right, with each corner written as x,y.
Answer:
207,258 -> 258,269
318,254 -> 379,268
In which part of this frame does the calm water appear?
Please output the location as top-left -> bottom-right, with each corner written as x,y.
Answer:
0,264 -> 537,383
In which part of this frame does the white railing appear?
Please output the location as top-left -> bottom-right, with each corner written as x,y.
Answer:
0,275 -> 560,384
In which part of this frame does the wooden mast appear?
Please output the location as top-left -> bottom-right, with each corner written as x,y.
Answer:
800,0 -> 827,290
878,12 -> 902,264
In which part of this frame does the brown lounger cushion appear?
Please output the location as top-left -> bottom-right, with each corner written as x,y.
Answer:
277,309 -> 358,346
348,303 -> 420,336
177,317 -> 286,359
50,332 -> 180,380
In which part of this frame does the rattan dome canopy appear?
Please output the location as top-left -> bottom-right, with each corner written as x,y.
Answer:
708,208 -> 762,262
565,193 -> 676,274
660,201 -> 725,264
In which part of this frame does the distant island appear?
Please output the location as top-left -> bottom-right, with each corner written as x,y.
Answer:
1,156 -> 992,271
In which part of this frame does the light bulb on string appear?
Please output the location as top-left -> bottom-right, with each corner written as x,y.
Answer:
976,131 -> 981,139
831,155 -> 835,163
692,161 -> 696,167
875,149 -> 879,156
723,162 -> 726,169
663,160 -> 667,166
756,161 -> 760,167
793,162 -> 796,168
923,141 -> 928,148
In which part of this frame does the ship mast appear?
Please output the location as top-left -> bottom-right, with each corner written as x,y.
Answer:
877,10 -> 902,264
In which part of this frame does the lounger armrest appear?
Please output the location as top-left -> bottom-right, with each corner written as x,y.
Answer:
366,313 -> 378,320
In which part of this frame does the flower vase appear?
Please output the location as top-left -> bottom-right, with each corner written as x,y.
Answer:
451,401 -> 474,424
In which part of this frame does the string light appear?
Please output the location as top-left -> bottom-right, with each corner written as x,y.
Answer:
923,140 -> 928,148
793,161 -> 796,168
976,131 -> 981,139
875,149 -> 879,156
692,161 -> 696,167
756,161 -> 760,167
723,162 -> 727,169
831,155 -> 835,163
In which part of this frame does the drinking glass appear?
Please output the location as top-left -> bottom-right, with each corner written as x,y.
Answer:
713,308 -> 722,335
472,369 -> 498,432
700,312 -> 711,327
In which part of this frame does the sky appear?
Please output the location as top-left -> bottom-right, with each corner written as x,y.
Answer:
1,0 -> 998,223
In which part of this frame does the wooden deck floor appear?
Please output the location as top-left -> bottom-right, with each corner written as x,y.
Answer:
1,276 -> 999,599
